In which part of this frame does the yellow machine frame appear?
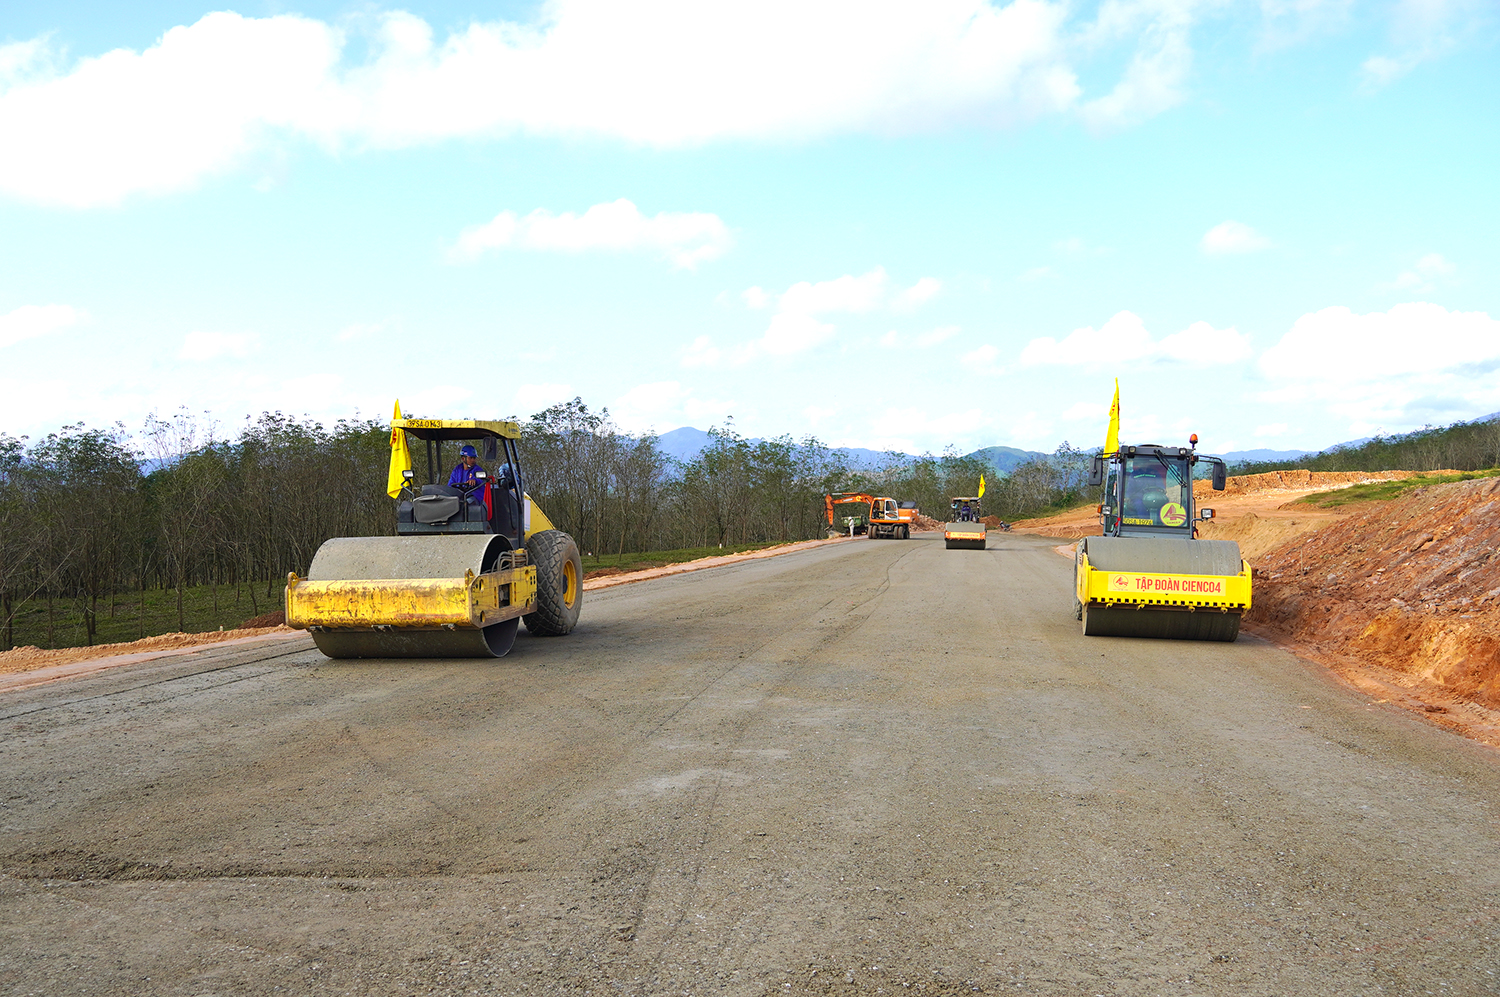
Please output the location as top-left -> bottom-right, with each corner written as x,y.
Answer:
1075,549 -> 1252,614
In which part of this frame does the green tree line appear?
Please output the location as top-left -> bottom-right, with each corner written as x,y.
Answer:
1228,417 -> 1500,475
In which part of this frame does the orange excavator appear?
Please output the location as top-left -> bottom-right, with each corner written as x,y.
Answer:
824,493 -> 911,539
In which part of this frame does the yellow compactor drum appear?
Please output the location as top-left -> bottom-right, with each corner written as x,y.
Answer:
287,532 -> 577,659
1075,535 -> 1250,642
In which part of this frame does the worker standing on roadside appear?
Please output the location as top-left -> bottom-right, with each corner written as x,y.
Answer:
448,445 -> 485,489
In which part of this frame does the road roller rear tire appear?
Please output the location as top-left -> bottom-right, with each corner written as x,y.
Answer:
1081,603 -> 1240,641
524,529 -> 583,636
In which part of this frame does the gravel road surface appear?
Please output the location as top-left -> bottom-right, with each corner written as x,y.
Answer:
2,532 -> 1497,996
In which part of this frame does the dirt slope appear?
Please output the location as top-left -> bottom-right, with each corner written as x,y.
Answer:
1010,469 -> 1428,544
1247,476 -> 1500,726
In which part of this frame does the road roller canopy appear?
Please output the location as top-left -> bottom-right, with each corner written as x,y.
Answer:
393,418 -> 521,441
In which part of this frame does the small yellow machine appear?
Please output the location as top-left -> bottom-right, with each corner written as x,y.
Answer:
1073,437 -> 1249,641
945,496 -> 985,550
285,417 -> 581,658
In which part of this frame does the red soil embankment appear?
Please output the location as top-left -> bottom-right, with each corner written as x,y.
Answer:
1247,476 -> 1500,722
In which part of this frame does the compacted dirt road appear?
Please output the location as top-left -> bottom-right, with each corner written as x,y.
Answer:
2,533 -> 1498,996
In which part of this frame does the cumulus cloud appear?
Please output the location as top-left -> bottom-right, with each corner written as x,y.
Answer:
1200,220 -> 1272,255
511,383 -> 575,417
610,379 -> 737,433
686,266 -> 918,367
1020,311 -> 1251,366
1361,0 -> 1490,89
179,330 -> 258,361
0,303 -> 81,348
962,343 -> 1003,371
451,199 -> 732,269
0,3 -> 1090,207
1389,252 -> 1456,291
780,268 -> 890,315
1260,302 -> 1499,382
1258,302 -> 1500,429
1077,0 -> 1199,132
892,277 -> 943,312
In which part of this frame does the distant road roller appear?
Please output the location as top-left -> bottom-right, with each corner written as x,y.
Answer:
945,496 -> 986,550
285,417 -> 581,658
1074,437 -> 1250,641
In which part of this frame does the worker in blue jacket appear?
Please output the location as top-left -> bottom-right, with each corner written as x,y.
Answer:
448,445 -> 484,489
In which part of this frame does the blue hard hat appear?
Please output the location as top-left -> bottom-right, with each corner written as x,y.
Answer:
459,445 -> 477,457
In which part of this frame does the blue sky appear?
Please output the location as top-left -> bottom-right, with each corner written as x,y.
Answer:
1,0 -> 1496,457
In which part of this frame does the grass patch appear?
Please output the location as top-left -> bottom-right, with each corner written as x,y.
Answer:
1293,469 -> 1500,508
3,580 -> 284,652
581,542 -> 787,575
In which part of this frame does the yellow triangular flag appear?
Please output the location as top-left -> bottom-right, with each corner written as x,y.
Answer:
978,473 -> 986,498
1104,378 -> 1120,455
386,399 -> 413,498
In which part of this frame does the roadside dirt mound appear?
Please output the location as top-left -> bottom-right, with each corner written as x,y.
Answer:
0,626 -> 298,676
238,611 -> 285,629
1013,469 -> 1424,541
911,513 -> 943,532
1247,476 -> 1500,715
1196,468 -> 1434,498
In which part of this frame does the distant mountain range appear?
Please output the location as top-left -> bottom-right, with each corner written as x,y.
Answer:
657,427 -> 1313,474
655,412 -> 1500,475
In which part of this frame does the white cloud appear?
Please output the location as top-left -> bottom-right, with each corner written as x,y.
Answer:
1200,220 -> 1272,255
916,325 -> 962,346
892,277 -> 942,312
1062,400 -> 1105,421
1077,0 -> 1199,132
690,266 -> 900,367
0,3 -> 1087,207
681,336 -> 725,369
759,312 -> 837,356
336,320 -> 391,342
0,303 -> 81,348
832,405 -> 990,455
779,267 -> 889,315
1390,252 -> 1455,291
1256,0 -> 1355,50
1156,320 -> 1253,359
452,199 -> 731,269
179,330 -> 258,361
1254,422 -> 1289,437
611,379 -> 737,433
1361,0 -> 1489,89
1020,311 -> 1250,366
741,286 -> 772,310
1258,302 -> 1500,430
962,343 -> 1003,370
1260,302 -> 1499,382
511,383 -> 574,417
1017,266 -> 1057,282
0,14 -> 345,207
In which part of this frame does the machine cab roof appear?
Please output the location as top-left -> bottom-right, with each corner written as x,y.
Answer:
393,418 -> 521,441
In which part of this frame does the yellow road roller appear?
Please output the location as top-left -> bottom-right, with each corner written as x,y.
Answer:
1073,438 -> 1250,641
285,417 -> 581,658
945,496 -> 986,550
